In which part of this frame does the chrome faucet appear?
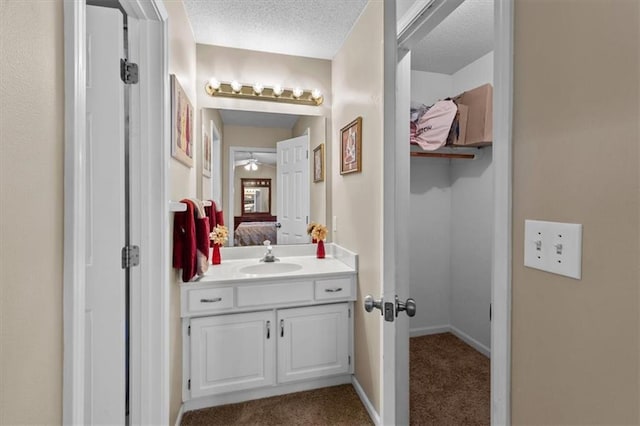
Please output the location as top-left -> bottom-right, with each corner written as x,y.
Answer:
260,240 -> 278,263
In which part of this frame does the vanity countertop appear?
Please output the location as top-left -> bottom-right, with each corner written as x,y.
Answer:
181,243 -> 358,286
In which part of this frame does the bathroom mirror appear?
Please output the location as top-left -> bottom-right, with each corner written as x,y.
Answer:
201,108 -> 329,247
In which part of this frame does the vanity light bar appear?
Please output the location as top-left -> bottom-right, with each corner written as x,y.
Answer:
205,81 -> 324,106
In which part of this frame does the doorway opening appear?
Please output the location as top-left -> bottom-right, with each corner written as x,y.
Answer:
383,0 -> 513,423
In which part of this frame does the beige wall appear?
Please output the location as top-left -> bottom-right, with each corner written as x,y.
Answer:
293,116 -> 329,228
331,1 -> 384,413
165,1 -> 197,424
0,1 -> 64,424
512,0 -> 640,424
221,125 -> 292,229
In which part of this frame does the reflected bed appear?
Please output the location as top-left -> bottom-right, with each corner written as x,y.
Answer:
234,221 -> 277,246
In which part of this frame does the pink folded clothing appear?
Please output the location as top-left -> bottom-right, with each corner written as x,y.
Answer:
411,100 -> 458,151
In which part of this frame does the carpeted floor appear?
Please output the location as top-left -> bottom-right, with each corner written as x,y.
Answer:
182,332 -> 489,425
181,384 -> 373,426
410,333 -> 490,425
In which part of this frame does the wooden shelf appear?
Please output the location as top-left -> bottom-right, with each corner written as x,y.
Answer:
409,144 -> 481,160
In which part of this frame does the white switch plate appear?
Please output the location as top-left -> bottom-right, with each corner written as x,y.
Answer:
524,220 -> 583,279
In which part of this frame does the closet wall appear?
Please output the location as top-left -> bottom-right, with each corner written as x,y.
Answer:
409,51 -> 493,354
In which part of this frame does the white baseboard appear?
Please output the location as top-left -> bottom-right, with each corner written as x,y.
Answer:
409,325 -> 450,338
450,325 -> 491,358
351,376 -> 381,426
174,404 -> 184,426
184,375 -> 351,412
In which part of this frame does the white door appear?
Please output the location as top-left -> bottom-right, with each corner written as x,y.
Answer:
276,135 -> 310,244
189,311 -> 276,398
277,304 -> 350,383
85,6 -> 126,425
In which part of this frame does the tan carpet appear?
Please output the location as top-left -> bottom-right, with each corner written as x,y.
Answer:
181,384 -> 373,426
410,333 -> 490,425
182,333 -> 489,425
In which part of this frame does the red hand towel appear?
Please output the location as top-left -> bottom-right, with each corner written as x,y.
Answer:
205,201 -> 217,247
173,199 -> 197,282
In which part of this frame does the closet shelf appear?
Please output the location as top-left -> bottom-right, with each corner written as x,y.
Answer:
410,144 -> 481,160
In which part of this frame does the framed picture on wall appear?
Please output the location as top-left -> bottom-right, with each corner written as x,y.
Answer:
340,116 -> 362,175
203,129 -> 212,177
313,144 -> 324,183
170,74 -> 194,168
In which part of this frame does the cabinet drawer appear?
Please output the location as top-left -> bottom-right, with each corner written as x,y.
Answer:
237,281 -> 313,307
187,287 -> 234,313
315,278 -> 353,300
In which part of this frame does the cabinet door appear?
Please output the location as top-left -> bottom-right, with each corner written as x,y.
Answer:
277,303 -> 350,383
190,311 -> 275,398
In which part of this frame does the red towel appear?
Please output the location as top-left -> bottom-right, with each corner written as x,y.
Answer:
173,199 -> 197,282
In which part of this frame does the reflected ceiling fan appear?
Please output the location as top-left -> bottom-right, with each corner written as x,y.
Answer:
234,153 -> 276,171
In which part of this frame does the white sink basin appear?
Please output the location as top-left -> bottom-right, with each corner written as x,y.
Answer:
239,262 -> 303,275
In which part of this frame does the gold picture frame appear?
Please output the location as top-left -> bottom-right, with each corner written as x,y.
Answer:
170,74 -> 194,168
340,117 -> 362,175
313,144 -> 325,183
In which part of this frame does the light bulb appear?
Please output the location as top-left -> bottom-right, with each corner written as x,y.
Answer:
311,89 -> 322,100
230,80 -> 242,93
251,162 -> 258,171
253,83 -> 264,95
209,77 -> 221,91
244,163 -> 251,171
292,87 -> 303,99
272,85 -> 284,97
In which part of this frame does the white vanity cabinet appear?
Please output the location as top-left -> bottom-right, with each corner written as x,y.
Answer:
277,303 -> 350,383
181,270 -> 356,410
189,310 -> 275,398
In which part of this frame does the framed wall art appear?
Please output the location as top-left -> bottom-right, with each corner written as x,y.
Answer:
313,143 -> 325,183
340,116 -> 362,175
170,74 -> 194,167
202,129 -> 212,177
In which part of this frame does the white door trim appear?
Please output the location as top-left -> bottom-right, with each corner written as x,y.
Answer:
383,0 -> 514,424
63,1 -> 170,424
210,119 -> 222,204
491,0 -> 514,423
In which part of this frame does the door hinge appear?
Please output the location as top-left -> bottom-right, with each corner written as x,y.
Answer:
348,308 -> 351,318
121,245 -> 140,269
348,355 -> 351,365
489,303 -> 492,321
120,59 -> 139,84
306,150 -> 309,159
306,216 -> 309,224
188,325 -> 191,336
187,379 -> 191,390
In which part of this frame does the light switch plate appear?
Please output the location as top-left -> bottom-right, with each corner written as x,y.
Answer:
524,220 -> 583,279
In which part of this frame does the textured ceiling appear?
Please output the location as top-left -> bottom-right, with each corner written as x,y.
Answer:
182,0 -> 368,59
219,109 -> 299,129
410,0 -> 494,74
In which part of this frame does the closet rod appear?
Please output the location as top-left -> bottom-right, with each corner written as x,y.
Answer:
410,151 -> 475,160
